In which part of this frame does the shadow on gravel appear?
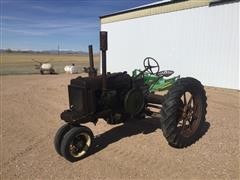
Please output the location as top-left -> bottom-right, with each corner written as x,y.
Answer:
89,117 -> 161,156
197,120 -> 210,142
86,119 -> 210,158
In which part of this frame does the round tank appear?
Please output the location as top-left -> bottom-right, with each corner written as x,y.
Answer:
64,65 -> 78,74
41,63 -> 53,70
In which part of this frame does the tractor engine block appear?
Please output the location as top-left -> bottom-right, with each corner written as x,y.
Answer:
61,72 -> 133,124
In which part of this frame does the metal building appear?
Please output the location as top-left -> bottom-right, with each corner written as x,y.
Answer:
100,0 -> 239,90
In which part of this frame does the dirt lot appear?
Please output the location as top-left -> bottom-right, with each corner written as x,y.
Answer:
1,74 -> 239,179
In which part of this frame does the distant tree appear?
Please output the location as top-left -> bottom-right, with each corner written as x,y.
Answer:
6,48 -> 13,53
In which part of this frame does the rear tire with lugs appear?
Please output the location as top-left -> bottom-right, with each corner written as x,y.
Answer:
159,77 -> 207,148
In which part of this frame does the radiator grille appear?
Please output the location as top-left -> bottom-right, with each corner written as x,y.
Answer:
68,85 -> 84,112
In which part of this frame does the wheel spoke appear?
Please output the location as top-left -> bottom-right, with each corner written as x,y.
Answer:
183,93 -> 187,105
192,110 -> 197,120
181,94 -> 194,133
187,95 -> 193,107
181,116 -> 187,130
178,120 -> 183,125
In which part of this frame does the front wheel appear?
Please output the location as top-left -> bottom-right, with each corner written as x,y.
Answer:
160,77 -> 207,148
60,126 -> 94,162
54,124 -> 72,156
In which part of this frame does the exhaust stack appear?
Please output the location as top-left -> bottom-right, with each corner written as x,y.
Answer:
100,31 -> 108,90
88,45 -> 97,78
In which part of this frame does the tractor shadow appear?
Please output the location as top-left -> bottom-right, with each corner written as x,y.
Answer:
87,118 -> 210,157
89,117 -> 161,156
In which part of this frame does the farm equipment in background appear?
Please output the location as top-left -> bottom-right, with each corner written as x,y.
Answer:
64,64 -> 79,74
54,31 -> 207,162
32,59 -> 55,74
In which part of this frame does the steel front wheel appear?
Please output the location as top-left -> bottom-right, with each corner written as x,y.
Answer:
159,77 -> 207,148
54,124 -> 72,156
60,126 -> 94,162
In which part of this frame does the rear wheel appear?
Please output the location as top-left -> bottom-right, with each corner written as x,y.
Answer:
60,126 -> 93,162
160,77 -> 207,148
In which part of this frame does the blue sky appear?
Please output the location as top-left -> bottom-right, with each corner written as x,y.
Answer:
1,0 -> 159,52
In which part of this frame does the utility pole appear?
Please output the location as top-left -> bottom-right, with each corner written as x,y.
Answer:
57,44 -> 60,55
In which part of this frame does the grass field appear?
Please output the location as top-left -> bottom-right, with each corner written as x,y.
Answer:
0,52 -> 100,75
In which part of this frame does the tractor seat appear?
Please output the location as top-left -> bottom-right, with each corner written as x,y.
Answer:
157,70 -> 174,77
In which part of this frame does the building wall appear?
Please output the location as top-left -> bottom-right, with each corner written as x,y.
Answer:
101,2 -> 239,90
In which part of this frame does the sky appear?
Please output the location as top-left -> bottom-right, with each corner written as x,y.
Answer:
1,0 -> 160,52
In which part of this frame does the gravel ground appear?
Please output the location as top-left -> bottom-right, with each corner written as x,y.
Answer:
1,74 -> 239,179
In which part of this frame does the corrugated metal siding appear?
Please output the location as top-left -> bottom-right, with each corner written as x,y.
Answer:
101,2 -> 239,90
101,0 -> 210,24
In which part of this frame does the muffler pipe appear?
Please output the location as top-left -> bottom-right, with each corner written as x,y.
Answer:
88,45 -> 97,78
100,31 -> 108,90
88,45 -> 94,69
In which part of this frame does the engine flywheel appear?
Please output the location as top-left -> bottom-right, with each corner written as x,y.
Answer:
124,88 -> 144,115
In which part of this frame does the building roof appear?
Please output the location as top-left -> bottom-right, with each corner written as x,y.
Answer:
100,0 -> 210,24
100,0 -> 173,18
100,0 -> 239,24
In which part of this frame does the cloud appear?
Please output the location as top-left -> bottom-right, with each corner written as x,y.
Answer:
32,20 -> 98,30
30,5 -> 65,14
2,11 -> 98,37
2,27 -> 48,36
2,18 -> 98,37
1,16 -> 34,23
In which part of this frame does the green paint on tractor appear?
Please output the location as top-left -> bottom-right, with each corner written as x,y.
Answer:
132,69 -> 180,92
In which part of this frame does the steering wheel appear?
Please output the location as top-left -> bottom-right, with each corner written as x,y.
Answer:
143,57 -> 160,75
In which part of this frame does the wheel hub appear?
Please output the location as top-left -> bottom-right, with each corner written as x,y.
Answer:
177,92 -> 200,137
69,133 -> 91,157
76,139 -> 86,150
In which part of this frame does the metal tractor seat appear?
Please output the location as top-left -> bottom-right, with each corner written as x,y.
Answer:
157,70 -> 174,77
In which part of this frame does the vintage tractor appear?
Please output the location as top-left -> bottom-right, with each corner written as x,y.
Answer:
54,32 -> 207,162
